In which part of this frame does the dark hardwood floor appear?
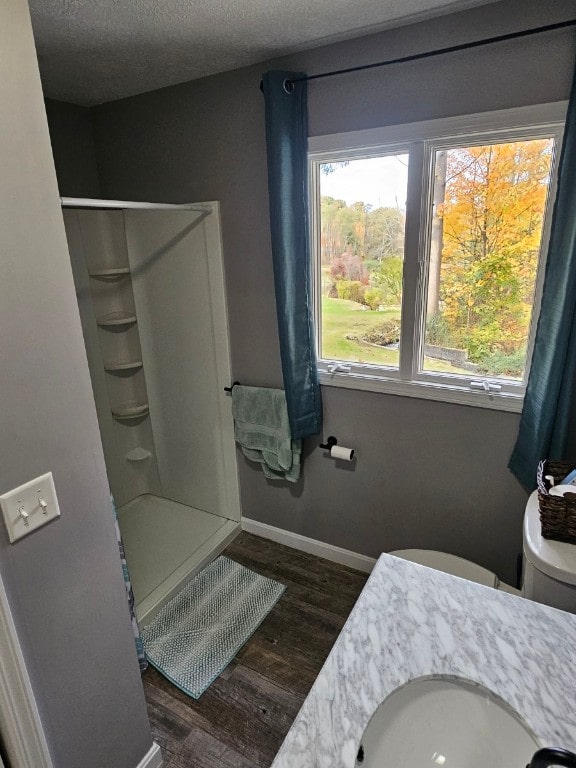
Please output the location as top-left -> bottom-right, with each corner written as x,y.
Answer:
142,532 -> 368,768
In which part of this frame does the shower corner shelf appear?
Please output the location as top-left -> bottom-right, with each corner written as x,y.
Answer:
125,447 -> 152,462
111,402 -> 149,421
97,311 -> 137,328
89,267 -> 130,279
104,360 -> 143,373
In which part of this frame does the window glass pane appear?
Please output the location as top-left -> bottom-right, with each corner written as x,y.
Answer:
318,154 -> 408,368
423,138 -> 555,381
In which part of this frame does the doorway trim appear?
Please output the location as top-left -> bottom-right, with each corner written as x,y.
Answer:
0,571 -> 53,768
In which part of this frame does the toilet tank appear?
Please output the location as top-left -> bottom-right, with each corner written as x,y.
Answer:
523,491 -> 576,614
523,558 -> 576,613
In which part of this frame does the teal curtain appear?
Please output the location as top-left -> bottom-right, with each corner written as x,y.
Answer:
262,70 -> 322,439
509,59 -> 576,489
112,498 -> 147,672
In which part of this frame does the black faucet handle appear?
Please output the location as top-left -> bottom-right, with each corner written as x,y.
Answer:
528,747 -> 576,767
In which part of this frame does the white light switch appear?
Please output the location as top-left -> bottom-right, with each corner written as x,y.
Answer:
0,472 -> 61,543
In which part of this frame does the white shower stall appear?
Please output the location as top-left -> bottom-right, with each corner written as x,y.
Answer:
63,199 -> 240,622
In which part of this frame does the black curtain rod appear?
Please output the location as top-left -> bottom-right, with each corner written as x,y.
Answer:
284,18 -> 576,88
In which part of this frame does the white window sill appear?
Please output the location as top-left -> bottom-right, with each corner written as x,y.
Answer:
318,369 -> 523,413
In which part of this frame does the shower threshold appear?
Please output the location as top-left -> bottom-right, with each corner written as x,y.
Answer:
117,493 -> 240,625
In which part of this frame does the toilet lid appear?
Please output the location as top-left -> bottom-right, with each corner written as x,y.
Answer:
389,549 -> 498,587
524,490 -> 576,586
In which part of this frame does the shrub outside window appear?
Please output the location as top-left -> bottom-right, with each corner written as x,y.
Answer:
308,105 -> 566,411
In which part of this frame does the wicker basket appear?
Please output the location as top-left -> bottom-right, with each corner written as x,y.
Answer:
537,460 -> 576,544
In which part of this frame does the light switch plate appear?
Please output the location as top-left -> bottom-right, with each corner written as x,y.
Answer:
0,472 -> 61,543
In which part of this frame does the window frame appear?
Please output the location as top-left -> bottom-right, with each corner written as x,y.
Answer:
308,103 -> 567,412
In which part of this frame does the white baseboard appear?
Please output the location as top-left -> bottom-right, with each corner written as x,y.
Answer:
241,518 -> 376,574
137,743 -> 163,768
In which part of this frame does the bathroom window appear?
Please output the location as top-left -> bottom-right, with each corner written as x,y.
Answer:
309,104 -> 566,411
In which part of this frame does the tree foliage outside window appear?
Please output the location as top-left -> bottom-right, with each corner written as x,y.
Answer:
424,139 -> 554,378
320,194 -> 406,313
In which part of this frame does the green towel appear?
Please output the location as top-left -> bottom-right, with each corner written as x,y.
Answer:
232,385 -> 302,482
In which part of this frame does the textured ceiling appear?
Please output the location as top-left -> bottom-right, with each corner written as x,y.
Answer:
29,0 -> 501,106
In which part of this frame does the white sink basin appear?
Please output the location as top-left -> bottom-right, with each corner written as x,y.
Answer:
357,677 -> 538,768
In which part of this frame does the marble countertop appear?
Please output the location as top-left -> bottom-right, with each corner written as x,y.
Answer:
271,553 -> 576,768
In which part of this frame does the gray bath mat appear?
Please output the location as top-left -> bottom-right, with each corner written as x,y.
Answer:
141,555 -> 285,698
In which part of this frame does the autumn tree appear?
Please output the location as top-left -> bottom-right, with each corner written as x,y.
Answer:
320,197 -> 347,263
365,207 -> 405,262
320,197 -> 404,266
432,138 -> 553,365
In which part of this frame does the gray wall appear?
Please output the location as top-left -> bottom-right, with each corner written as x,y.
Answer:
44,98 -> 101,197
53,0 -> 575,585
0,1 -> 152,766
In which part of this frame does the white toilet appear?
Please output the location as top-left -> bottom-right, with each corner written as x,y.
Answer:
522,489 -> 576,613
391,490 -> 576,613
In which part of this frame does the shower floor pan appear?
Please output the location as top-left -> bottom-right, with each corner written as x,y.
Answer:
117,493 -> 240,625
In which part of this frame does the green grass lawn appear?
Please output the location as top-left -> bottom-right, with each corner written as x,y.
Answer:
321,297 -> 401,365
320,297 -> 470,374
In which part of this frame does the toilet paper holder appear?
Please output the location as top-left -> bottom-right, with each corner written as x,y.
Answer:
319,435 -> 338,451
319,436 -> 355,461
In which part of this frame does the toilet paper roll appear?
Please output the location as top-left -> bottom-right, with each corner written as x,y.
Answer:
549,484 -> 576,497
330,445 -> 355,461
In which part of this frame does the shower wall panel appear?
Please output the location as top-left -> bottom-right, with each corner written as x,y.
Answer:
125,206 -> 240,521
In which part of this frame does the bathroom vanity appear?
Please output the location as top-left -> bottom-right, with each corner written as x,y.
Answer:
271,554 -> 576,768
